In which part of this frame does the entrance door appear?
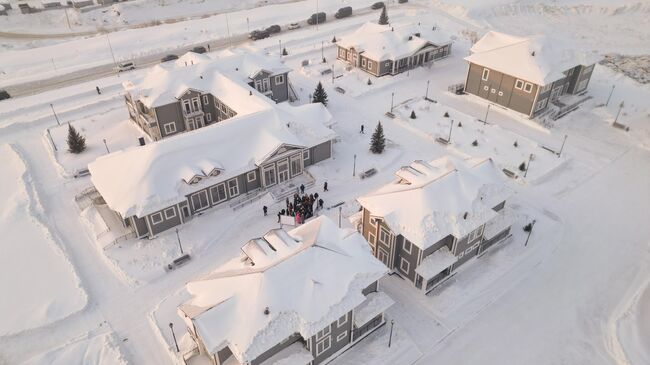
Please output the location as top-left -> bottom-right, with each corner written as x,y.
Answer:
277,159 -> 290,183
377,247 -> 390,267
263,165 -> 277,187
188,119 -> 196,131
195,116 -> 205,128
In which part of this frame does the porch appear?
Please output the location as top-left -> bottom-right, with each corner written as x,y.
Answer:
75,186 -> 135,248
267,170 -> 316,201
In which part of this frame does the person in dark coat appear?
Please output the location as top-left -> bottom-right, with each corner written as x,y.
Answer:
323,181 -> 328,191
263,206 -> 268,216
314,192 -> 319,200
318,198 -> 324,210
360,124 -> 364,134
277,211 -> 282,223
285,197 -> 290,209
96,86 -> 101,95
300,184 -> 305,194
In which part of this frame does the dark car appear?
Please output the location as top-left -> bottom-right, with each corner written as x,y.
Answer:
0,90 -> 10,101
371,2 -> 385,9
160,54 -> 179,63
249,30 -> 270,40
398,0 -> 408,3
191,46 -> 207,54
307,12 -> 326,25
335,6 -> 352,19
265,25 -> 281,34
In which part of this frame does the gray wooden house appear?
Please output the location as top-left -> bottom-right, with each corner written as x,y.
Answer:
337,22 -> 451,77
464,31 -> 599,118
178,216 -> 393,365
357,157 -> 513,294
88,105 -> 335,239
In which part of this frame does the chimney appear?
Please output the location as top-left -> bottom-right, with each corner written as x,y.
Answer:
138,137 -> 145,146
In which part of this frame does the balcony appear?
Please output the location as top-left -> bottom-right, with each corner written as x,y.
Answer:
183,109 -> 204,118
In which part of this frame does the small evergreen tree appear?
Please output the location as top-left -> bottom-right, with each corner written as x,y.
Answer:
458,121 -> 462,127
410,110 -> 416,119
312,82 -> 328,106
444,111 -> 450,117
367,78 -> 372,85
282,47 -> 288,56
519,162 -> 527,172
370,122 -> 386,154
378,6 -> 389,25
67,123 -> 86,154
332,36 -> 337,43
513,140 -> 518,147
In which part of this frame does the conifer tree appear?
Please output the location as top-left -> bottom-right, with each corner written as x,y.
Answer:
67,123 -> 86,154
378,6 -> 389,25
410,110 -> 416,119
370,122 -> 386,154
312,82 -> 328,106
332,36 -> 337,43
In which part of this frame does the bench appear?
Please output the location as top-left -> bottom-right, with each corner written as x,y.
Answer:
360,168 -> 377,179
165,254 -> 191,272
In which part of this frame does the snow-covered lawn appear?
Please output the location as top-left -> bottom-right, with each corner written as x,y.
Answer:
0,144 -> 87,337
22,332 -> 126,365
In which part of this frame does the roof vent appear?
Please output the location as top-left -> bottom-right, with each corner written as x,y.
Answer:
264,307 -> 270,315
531,51 -> 536,57
463,212 -> 468,220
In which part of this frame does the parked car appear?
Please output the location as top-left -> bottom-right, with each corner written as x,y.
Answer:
307,12 -> 326,25
371,2 -> 385,9
266,25 -> 281,34
288,22 -> 301,30
160,54 -> 179,63
0,90 -> 10,101
335,6 -> 352,19
398,0 -> 408,3
249,30 -> 270,40
115,61 -> 136,72
191,46 -> 207,54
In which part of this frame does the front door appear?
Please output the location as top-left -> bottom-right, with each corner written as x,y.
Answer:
263,165 -> 277,187
195,116 -> 205,129
188,119 -> 196,131
377,247 -> 390,267
277,159 -> 290,183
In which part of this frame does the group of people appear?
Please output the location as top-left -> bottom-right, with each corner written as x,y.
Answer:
262,182 -> 329,226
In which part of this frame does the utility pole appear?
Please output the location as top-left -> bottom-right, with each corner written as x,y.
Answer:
175,228 -> 184,255
338,206 -> 342,228
64,8 -> 72,31
246,17 -> 250,33
524,220 -> 536,247
226,13 -> 232,47
557,134 -> 568,158
481,104 -> 491,125
169,323 -> 179,352
279,39 -> 282,58
321,41 -> 325,63
103,138 -> 110,154
614,101 -> 624,124
50,103 -> 60,126
106,34 -> 118,74
353,154 -> 357,177
425,80 -> 430,100
388,320 -> 395,348
447,119 -> 454,142
605,84 -> 615,107
390,92 -> 394,113
524,153 -> 533,178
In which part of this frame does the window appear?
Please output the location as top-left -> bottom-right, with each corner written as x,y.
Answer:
336,332 -> 347,342
577,79 -> 589,92
379,228 -> 390,244
403,240 -> 412,254
247,171 -> 256,183
514,79 -> 524,90
274,75 -> 285,84
202,95 -> 209,104
183,100 -> 191,114
164,207 -> 176,220
458,250 -> 464,259
190,190 -> 210,211
481,68 -> 489,81
316,337 -> 331,356
540,83 -> 553,93
209,183 -> 227,204
361,58 -> 366,67
191,97 -> 200,110
290,155 -> 302,176
150,212 -> 163,225
524,82 -> 533,93
535,99 -> 547,112
483,85 -> 489,91
370,217 -> 379,228
303,150 -> 310,161
368,60 -> 373,69
339,48 -> 346,58
400,257 -> 410,274
468,226 -> 483,242
337,314 -> 347,327
465,246 -> 474,255
227,178 -> 239,197
206,113 -> 212,122
498,91 -> 503,96
163,122 -> 176,134
490,88 -> 496,94
567,68 -> 574,76
368,233 -> 376,245
316,326 -> 331,341
385,62 -> 390,67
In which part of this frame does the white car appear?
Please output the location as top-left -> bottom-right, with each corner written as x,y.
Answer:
288,23 -> 301,30
115,61 -> 136,72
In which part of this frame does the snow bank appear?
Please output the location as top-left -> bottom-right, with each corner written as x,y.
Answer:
0,144 -> 87,336
22,333 -> 127,365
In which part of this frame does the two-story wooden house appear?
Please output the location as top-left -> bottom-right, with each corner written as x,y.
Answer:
178,216 -> 393,365
464,31 -> 600,118
357,157 -> 513,294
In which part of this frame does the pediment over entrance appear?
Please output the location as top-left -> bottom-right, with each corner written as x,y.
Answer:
260,143 -> 305,164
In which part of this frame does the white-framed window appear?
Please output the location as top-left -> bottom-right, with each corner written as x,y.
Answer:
150,212 -> 163,225
316,325 -> 331,341
164,207 -> 176,220
339,48 -> 346,58
206,113 -> 212,122
535,99 -> 547,112
191,97 -> 200,110
361,58 -> 366,67
303,150 -> 310,161
540,83 -> 553,93
465,246 -> 474,255
368,60 -> 373,69
514,79 -> 524,90
483,85 -> 489,91
524,82 -> 533,93
190,190 -> 210,211
202,95 -> 209,104
379,227 -> 390,244
209,183 -> 227,204
400,257 -> 410,274
368,232 -> 376,245
468,226 -> 483,242
336,332 -> 347,342
337,314 -> 347,327
385,62 -> 390,67
247,171 -> 256,183
183,100 -> 191,114
274,75 -> 285,84
481,68 -> 489,81
403,240 -> 412,254
490,88 -> 496,94
458,250 -> 464,259
577,79 -> 589,92
316,337 -> 331,356
498,91 -> 504,96
227,178 -> 239,197
163,122 -> 176,134
370,217 -> 379,228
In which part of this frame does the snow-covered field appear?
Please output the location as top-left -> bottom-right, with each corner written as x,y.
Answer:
0,0 -> 649,364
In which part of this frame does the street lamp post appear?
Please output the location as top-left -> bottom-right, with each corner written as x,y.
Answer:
614,101 -> 624,124
605,85 -> 615,107
106,34 -> 118,74
524,153 -> 533,178
524,219 -> 536,247
50,103 -> 60,126
338,206 -> 342,228
103,138 -> 110,154
482,104 -> 491,125
175,228 -> 184,255
388,319 -> 395,348
246,17 -> 250,33
321,41 -> 325,63
390,92 -> 394,113
169,323 -> 179,353
557,134 -> 568,158
353,154 -> 357,177
425,80 -> 430,100
447,119 -> 454,142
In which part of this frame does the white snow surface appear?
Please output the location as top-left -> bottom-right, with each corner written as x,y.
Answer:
22,333 -> 126,365
178,216 -> 388,364
357,156 -> 511,250
465,31 -> 601,85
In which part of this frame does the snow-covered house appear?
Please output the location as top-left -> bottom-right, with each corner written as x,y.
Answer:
464,31 -> 600,118
123,51 -> 292,141
88,104 -> 335,239
357,157 -> 513,294
336,22 -> 452,77
178,216 -> 392,365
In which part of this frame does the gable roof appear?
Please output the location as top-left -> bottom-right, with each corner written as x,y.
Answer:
178,216 -> 388,364
357,157 -> 512,250
337,22 -> 451,61
88,105 -> 335,218
464,31 -> 600,85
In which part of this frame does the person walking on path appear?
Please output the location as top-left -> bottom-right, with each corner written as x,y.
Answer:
318,198 -> 324,210
360,124 -> 364,134
295,211 -> 301,225
300,184 -> 305,194
277,211 -> 282,223
263,206 -> 268,216
96,86 -> 101,95
323,181 -> 328,192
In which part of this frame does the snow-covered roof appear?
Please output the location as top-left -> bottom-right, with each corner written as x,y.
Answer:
415,246 -> 456,280
338,22 -> 451,61
178,216 -> 388,364
88,105 -> 335,218
357,157 -> 512,250
465,31 -> 600,86
353,291 -> 394,328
